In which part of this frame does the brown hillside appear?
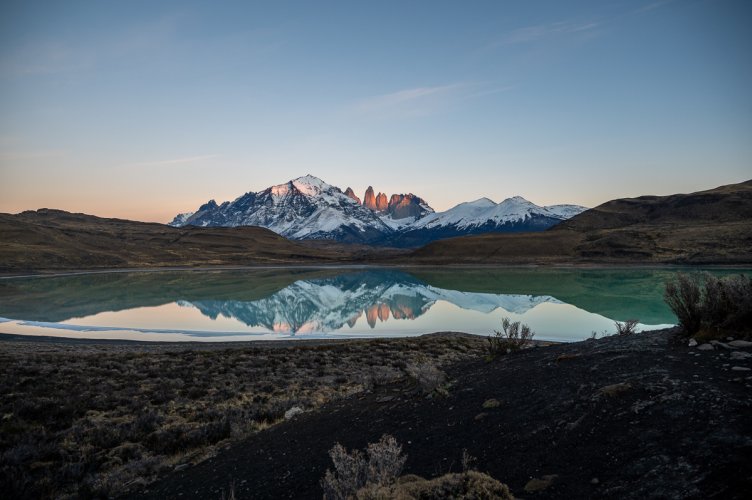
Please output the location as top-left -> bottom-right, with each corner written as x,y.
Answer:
410,180 -> 752,265
0,209 -> 350,272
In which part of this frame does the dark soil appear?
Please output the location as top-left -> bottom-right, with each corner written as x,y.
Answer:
132,328 -> 752,499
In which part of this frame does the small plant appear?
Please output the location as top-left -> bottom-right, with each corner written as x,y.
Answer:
461,448 -> 477,472
614,319 -> 639,336
321,434 -> 407,500
487,317 -> 535,357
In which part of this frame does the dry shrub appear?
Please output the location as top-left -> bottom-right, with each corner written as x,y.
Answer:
664,273 -> 752,338
487,317 -> 535,357
356,470 -> 514,499
405,363 -> 447,396
614,319 -> 639,336
664,273 -> 703,335
321,434 -> 407,500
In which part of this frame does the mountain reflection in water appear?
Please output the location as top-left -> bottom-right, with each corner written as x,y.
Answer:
3,267 -> 741,341
178,271 -> 558,333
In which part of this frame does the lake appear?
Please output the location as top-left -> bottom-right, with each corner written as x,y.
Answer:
0,267 -> 748,342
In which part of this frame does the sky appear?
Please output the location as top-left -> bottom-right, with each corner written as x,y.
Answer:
0,0 -> 750,222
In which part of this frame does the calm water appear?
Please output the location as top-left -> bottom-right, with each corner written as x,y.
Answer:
0,267 -> 748,342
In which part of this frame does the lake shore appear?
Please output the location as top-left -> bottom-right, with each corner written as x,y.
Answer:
2,328 -> 750,498
4,261 -> 752,279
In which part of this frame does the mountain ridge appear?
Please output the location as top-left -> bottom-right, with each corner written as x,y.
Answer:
169,175 -> 586,246
410,179 -> 752,264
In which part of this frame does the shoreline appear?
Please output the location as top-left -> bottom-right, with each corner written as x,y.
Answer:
3,262 -> 751,279
0,330 -> 563,348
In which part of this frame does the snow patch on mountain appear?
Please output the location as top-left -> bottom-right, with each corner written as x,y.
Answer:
545,204 -> 588,219
169,174 -> 586,245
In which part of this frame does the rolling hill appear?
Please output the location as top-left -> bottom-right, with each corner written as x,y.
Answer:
0,209 -> 366,273
409,180 -> 752,264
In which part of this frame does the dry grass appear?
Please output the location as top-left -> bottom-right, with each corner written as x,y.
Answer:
0,334 -> 484,498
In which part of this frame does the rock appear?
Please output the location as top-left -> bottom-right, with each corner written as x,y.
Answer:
729,340 -> 752,348
688,339 -> 698,347
731,366 -> 751,372
344,187 -> 361,205
597,382 -> 632,397
363,186 -> 377,210
375,192 -> 388,211
697,343 -> 714,351
482,398 -> 501,409
730,351 -> 752,360
524,474 -> 559,493
710,340 -> 734,350
284,406 -> 304,420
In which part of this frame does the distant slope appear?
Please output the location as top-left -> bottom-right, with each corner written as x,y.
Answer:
409,180 -> 752,264
0,209 -> 366,273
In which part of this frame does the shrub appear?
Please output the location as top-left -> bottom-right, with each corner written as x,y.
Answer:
321,434 -> 407,500
357,471 -> 514,499
614,319 -> 639,336
664,273 -> 752,338
664,273 -> 703,335
487,317 -> 535,357
405,363 -> 447,396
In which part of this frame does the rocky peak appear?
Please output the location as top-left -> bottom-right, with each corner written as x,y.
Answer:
344,187 -> 361,205
375,192 -> 388,212
363,186 -> 377,210
198,200 -> 218,211
387,193 -> 430,219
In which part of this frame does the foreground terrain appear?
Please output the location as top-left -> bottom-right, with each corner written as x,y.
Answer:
132,328 -> 752,499
2,328 -> 749,498
0,334 -> 484,498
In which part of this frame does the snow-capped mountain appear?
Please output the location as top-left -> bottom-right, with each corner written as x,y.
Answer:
171,175 -> 394,243
391,196 -> 587,247
169,175 -> 587,246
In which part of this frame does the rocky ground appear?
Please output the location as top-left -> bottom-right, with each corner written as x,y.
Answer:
132,328 -> 752,499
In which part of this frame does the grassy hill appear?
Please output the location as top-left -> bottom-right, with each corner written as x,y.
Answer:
0,209 -> 356,273
409,180 -> 752,265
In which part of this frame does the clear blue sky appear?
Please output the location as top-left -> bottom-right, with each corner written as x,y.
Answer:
1,0 -> 750,222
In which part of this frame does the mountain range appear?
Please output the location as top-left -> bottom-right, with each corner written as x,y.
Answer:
168,175 -> 587,246
2,179 -> 750,272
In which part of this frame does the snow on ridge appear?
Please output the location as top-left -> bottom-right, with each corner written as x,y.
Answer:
544,204 -> 588,219
168,174 -> 584,242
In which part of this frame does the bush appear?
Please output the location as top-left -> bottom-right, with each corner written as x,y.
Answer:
405,363 -> 447,396
614,319 -> 639,336
321,434 -> 407,500
356,471 -> 514,499
487,317 -> 535,357
664,273 -> 752,338
664,273 -> 703,335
